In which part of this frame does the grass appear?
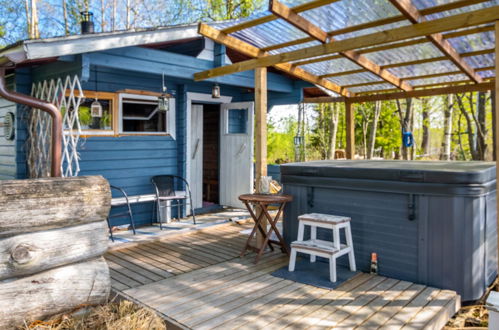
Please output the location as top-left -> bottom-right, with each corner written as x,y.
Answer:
21,300 -> 166,330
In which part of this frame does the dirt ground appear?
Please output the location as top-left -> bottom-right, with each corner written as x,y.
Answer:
445,280 -> 498,329
20,300 -> 166,330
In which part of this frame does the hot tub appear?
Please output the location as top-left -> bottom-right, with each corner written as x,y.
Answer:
281,160 -> 497,301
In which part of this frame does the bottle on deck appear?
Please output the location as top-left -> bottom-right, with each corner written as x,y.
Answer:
370,252 -> 378,275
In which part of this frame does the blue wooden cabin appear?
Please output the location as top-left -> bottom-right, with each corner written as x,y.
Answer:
0,24 -> 307,227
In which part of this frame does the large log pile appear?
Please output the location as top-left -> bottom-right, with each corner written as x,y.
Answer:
0,176 -> 112,329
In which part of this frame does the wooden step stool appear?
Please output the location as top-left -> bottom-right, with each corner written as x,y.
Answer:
288,213 -> 356,282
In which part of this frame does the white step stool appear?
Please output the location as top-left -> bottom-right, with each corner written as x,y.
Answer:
288,213 -> 356,282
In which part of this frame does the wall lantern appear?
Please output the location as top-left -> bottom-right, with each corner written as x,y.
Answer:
158,72 -> 170,112
90,99 -> 103,118
212,83 -> 221,99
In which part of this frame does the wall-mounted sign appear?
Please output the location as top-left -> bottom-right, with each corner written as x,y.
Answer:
1,112 -> 15,140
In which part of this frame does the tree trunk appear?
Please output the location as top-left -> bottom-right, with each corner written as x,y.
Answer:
477,91 -> 488,160
62,0 -> 68,35
112,0 -> 117,31
328,102 -> 340,159
0,257 -> 110,329
456,93 -> 480,160
0,176 -> 111,237
493,91 -> 497,160
30,0 -> 39,38
440,94 -> 453,160
367,101 -> 381,159
101,0 -> 105,32
396,98 -> 413,160
126,0 -> 131,30
421,98 -> 430,156
25,0 -> 31,37
0,221 -> 108,280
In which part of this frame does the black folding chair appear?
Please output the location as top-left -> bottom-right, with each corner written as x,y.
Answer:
151,175 -> 196,229
107,185 -> 136,241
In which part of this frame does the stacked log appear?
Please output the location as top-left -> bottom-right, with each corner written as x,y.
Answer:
0,176 -> 112,329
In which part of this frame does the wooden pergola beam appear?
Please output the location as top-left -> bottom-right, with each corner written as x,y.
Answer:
388,0 -> 483,83
303,81 -> 494,103
262,0 -> 490,52
269,0 -> 413,91
197,23 -> 352,96
270,0 -> 328,43
194,7 -> 499,81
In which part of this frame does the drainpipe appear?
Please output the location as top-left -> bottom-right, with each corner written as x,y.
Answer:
0,68 -> 62,177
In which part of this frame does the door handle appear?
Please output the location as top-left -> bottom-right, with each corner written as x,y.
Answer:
236,143 -> 247,157
192,138 -> 200,159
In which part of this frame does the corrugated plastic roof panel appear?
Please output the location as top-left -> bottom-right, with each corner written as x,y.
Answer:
327,72 -> 384,86
465,53 -> 495,68
423,0 -> 499,20
363,42 -> 444,66
231,19 -> 309,49
387,60 -> 459,78
446,32 -> 495,53
480,70 -> 495,78
408,74 -> 469,86
349,83 -> 395,93
297,0 -> 401,34
300,58 -> 361,75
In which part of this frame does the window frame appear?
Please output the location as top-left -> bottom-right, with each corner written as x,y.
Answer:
65,90 -> 118,137
118,92 -> 176,137
223,107 -> 249,136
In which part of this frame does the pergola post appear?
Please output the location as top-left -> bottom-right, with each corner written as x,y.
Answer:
345,101 -> 355,159
495,21 -> 499,270
255,67 -> 268,247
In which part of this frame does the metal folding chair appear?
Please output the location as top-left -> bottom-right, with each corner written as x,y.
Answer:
151,175 -> 196,229
107,185 -> 136,241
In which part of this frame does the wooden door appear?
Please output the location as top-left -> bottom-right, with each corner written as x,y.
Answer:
190,104 -> 203,210
219,102 -> 254,208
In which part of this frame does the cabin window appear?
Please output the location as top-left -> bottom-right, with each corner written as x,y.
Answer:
119,93 -> 175,136
227,108 -> 248,134
65,91 -> 116,135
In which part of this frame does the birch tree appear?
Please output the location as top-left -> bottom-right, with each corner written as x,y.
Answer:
367,101 -> 381,159
440,94 -> 453,160
395,98 -> 413,160
421,98 -> 430,156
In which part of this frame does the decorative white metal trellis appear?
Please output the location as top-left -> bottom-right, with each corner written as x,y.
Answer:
28,76 -> 84,178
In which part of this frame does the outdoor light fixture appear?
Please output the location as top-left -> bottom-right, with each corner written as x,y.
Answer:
90,99 -> 103,118
212,83 -> 221,99
158,72 -> 170,112
91,75 -> 102,118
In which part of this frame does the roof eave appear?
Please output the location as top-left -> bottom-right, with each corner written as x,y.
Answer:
0,44 -> 27,67
0,23 -> 202,67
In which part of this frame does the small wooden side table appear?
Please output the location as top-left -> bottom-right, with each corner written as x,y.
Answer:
238,193 -> 292,263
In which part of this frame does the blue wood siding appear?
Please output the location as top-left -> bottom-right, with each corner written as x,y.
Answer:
0,77 -> 16,180
78,135 -> 178,226
0,70 -> 30,180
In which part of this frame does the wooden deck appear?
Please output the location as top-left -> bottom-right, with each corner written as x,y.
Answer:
105,222 -> 460,329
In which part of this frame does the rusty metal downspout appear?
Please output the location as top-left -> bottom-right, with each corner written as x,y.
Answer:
0,68 -> 62,177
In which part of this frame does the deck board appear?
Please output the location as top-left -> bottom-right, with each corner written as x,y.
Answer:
105,222 -> 460,329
